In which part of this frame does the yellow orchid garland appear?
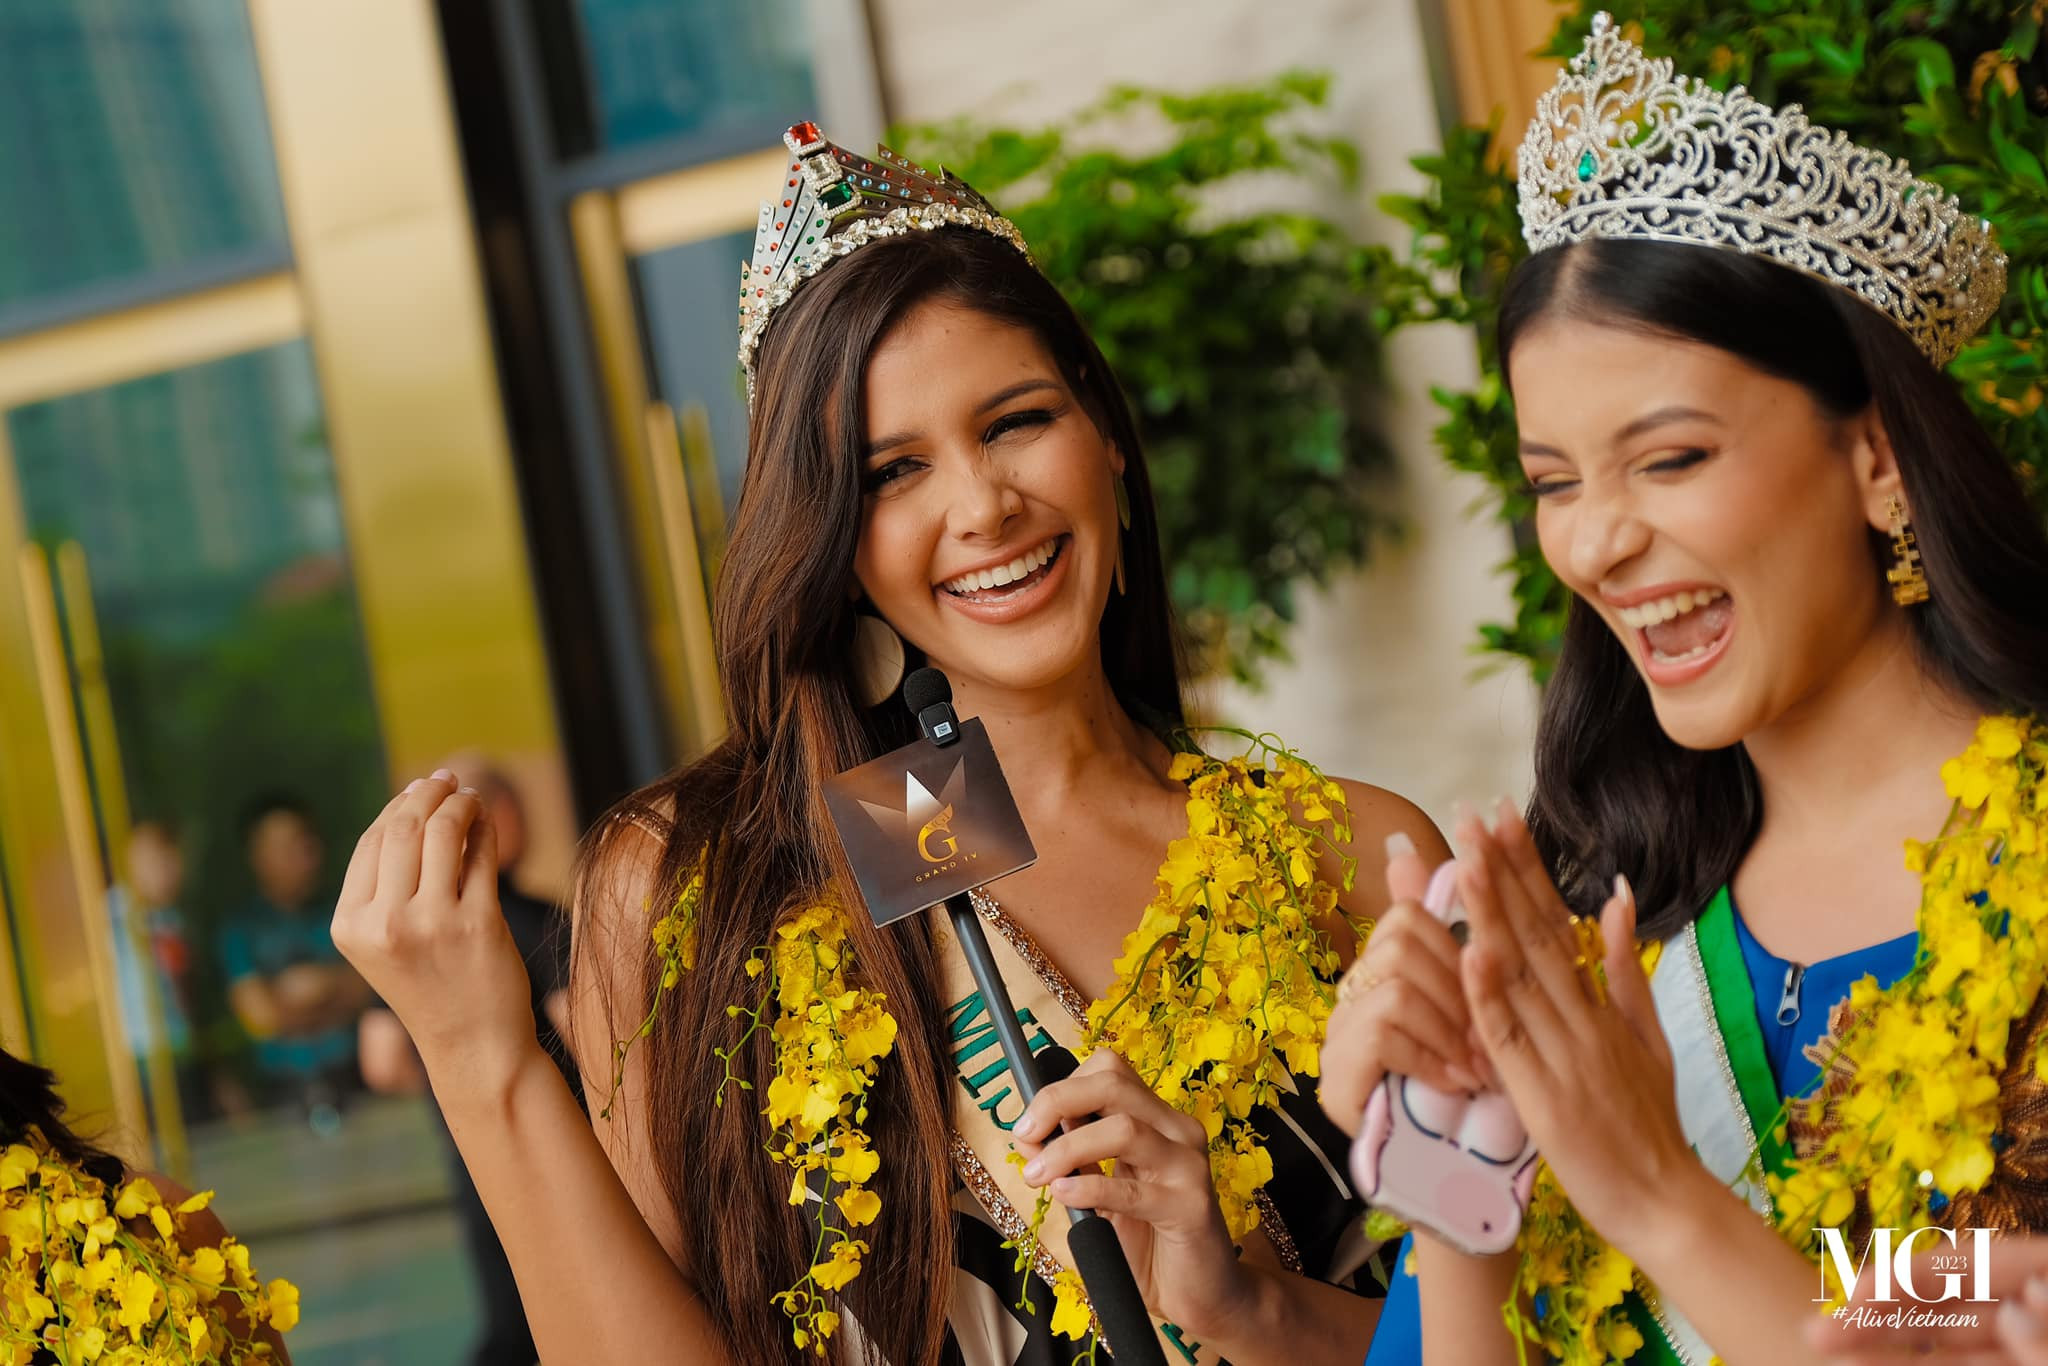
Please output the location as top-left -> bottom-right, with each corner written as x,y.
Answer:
1509,715 -> 2048,1365
621,868 -> 898,1358
747,902 -> 898,1355
1009,735 -> 1363,1348
620,732 -> 1358,1359
0,1130 -> 298,1364
1086,741 -> 1358,1238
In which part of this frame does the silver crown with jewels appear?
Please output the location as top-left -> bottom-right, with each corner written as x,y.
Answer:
736,121 -> 1031,405
1517,14 -> 2006,367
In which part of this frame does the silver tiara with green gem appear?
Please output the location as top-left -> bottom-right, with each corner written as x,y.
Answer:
1518,14 -> 2006,367
737,121 -> 1031,405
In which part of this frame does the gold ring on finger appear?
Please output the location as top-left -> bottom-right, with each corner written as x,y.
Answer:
1336,967 -> 1378,1007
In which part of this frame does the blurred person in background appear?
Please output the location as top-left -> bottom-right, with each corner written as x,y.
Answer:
114,819 -> 199,1114
220,793 -> 368,1132
359,765 -> 575,1366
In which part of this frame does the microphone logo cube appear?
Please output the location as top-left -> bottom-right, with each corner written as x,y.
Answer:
824,718 -> 1037,925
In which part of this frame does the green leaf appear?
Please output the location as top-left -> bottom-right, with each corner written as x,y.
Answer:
1989,117 -> 2048,193
1811,37 -> 1861,77
1886,36 -> 1954,105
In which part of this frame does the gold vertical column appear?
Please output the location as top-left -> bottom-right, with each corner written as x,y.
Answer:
19,545 -> 149,1154
569,191 -> 696,756
57,542 -> 187,1173
0,428 -> 120,1135
644,403 -> 725,751
1439,0 -> 1566,139
246,0 -> 563,779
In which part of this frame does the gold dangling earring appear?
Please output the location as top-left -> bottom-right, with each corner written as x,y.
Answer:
849,611 -> 906,706
1885,494 -> 1930,606
1113,472 -> 1131,596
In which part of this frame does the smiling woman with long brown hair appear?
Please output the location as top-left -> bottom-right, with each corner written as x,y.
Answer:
330,127 -> 1446,1365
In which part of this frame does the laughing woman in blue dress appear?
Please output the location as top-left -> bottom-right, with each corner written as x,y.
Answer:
1324,16 -> 2048,1366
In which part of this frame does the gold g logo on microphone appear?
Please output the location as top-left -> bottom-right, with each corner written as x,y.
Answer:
917,805 -> 958,863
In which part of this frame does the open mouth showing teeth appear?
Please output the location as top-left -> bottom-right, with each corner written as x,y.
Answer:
939,536 -> 1064,601
1619,587 -> 1733,664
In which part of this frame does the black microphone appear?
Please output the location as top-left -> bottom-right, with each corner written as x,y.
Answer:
903,667 -> 959,747
893,668 -> 1164,1365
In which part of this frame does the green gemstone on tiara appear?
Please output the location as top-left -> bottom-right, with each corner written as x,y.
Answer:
741,122 -> 1033,404
1519,14 -> 2008,371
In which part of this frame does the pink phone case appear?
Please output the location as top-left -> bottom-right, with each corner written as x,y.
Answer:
1348,860 -> 1538,1256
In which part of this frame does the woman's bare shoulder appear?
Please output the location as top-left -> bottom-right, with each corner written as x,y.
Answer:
1326,776 -> 1452,923
568,791 -> 691,1270
575,793 -> 679,951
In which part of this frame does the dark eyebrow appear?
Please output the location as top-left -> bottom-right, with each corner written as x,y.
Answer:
865,378 -> 1065,457
1517,405 -> 1722,461
1612,405 -> 1720,446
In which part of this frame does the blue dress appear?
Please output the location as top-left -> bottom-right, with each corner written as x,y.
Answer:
1360,897 -> 1917,1365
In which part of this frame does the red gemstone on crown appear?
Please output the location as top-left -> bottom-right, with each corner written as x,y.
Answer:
789,121 -> 822,147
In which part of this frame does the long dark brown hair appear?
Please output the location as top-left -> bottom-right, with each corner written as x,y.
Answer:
1502,239 -> 2048,938
577,227 -> 1185,1365
0,1049 -> 124,1187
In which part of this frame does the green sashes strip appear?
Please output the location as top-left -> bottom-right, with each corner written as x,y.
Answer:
1694,888 -> 1796,1184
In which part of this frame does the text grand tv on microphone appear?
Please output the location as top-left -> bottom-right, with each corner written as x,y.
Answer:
823,668 -> 1166,1366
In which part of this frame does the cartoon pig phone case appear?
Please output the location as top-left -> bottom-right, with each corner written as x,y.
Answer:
1349,860 -> 1539,1256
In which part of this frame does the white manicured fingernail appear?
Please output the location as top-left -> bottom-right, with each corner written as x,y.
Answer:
432,767 -> 454,781
1384,831 -> 1416,860
460,786 -> 479,796
1614,873 -> 1635,908
404,779 -> 423,794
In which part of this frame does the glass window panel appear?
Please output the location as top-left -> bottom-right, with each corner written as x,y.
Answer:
634,229 -> 751,537
0,0 -> 288,315
8,340 -> 476,1361
570,0 -> 815,153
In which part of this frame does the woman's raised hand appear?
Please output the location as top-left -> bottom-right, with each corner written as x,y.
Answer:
331,771 -> 538,1089
1318,831 -> 1488,1139
1454,799 -> 1696,1247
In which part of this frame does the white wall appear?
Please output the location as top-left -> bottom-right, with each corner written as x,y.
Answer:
866,0 -> 1539,832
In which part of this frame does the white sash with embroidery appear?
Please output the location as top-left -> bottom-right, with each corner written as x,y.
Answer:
1642,920 -> 1772,1366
